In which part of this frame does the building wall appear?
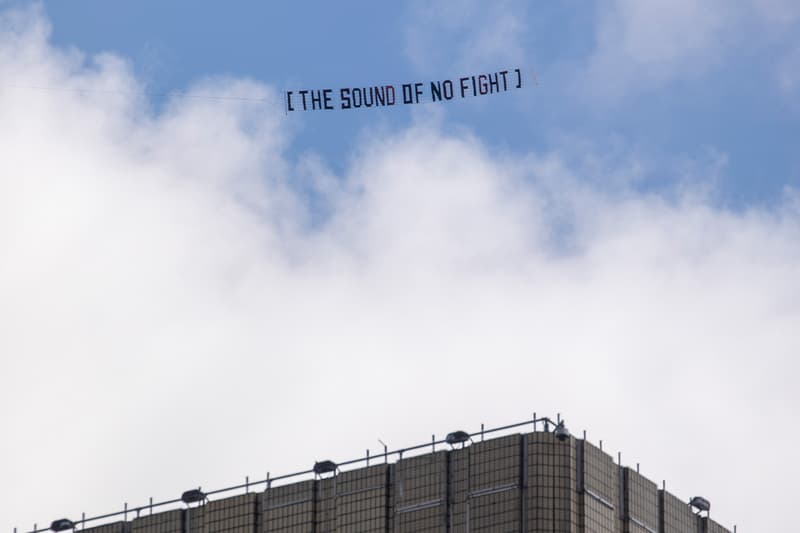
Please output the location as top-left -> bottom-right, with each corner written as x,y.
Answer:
581,441 -> 619,533
623,468 -> 659,533
391,450 -> 447,532
80,430 -> 730,533
527,432 -> 579,532
261,479 -> 314,533
699,518 -> 730,533
81,522 -> 130,533
131,510 -> 182,533
660,490 -> 697,533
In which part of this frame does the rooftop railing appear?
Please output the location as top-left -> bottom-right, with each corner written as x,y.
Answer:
17,413 -> 568,533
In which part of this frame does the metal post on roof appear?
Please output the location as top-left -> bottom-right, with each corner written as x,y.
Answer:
378,439 -> 388,464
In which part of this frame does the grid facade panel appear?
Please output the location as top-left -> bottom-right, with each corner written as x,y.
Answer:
583,443 -> 617,505
469,434 -> 521,533
185,507 -> 207,533
394,504 -> 443,533
582,442 -> 618,533
131,510 -> 183,533
470,434 -> 520,490
449,446 -> 469,533
314,477 -> 336,533
660,490 -> 697,533
82,521 -> 131,533
526,432 -> 579,533
336,464 -> 388,532
623,469 -> 658,533
470,489 -> 519,533
629,522 -> 652,533
584,495 -> 617,533
202,493 -> 256,533
261,479 -> 314,533
392,451 -> 447,533
703,518 -> 732,533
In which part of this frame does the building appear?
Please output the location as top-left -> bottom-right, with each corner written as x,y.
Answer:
29,417 -> 733,533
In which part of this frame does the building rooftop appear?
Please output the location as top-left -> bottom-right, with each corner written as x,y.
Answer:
19,415 -> 734,533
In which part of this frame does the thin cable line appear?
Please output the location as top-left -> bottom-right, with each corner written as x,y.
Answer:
2,83 -> 274,103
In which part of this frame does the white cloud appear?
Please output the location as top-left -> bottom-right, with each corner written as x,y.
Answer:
402,0 -> 800,108
751,0 -> 800,25
585,0 -> 800,99
585,0 -> 735,99
403,0 -> 528,74
776,43 -> 800,102
2,6 -> 800,532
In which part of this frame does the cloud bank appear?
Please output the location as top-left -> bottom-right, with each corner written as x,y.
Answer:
587,0 -> 800,99
1,6 -> 799,531
403,0 -> 529,74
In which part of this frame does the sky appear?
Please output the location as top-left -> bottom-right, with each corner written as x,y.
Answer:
0,1 -> 798,531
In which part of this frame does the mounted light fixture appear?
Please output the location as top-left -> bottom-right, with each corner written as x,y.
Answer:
181,489 -> 206,505
314,460 -> 337,475
445,430 -> 471,446
690,496 -> 710,514
50,519 -> 74,532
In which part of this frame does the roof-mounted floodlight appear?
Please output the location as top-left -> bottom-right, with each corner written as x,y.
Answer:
690,496 -> 710,514
314,460 -> 338,475
554,421 -> 571,442
445,430 -> 471,446
181,489 -> 206,505
50,519 -> 74,532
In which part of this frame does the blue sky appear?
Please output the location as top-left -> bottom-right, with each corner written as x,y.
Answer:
33,0 -> 800,205
1,2 -> 799,532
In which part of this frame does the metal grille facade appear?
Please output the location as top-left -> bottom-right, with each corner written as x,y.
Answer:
261,480 -> 315,533
202,494 -> 257,533
623,469 -> 659,533
81,522 -> 130,533
69,428 -> 733,533
131,510 -> 183,533
391,450 -> 447,532
660,491 -> 696,533
581,442 -> 619,533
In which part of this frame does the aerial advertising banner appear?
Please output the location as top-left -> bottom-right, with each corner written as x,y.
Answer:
285,68 -> 530,112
